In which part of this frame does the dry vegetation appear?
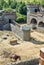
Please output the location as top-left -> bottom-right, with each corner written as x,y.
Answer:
0,30 -> 44,65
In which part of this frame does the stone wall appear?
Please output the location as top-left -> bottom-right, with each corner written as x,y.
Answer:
2,11 -> 16,21
0,10 -> 16,30
10,22 -> 23,40
6,58 -> 39,65
10,21 -> 30,41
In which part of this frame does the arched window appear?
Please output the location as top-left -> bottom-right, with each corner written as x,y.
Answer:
38,22 -> 44,27
31,18 -> 37,24
34,9 -> 38,12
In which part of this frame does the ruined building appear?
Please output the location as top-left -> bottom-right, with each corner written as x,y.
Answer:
27,4 -> 44,28
0,10 -> 16,30
0,10 -> 30,41
0,4 -> 44,40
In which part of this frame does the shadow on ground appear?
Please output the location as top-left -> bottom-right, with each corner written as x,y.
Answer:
30,37 -> 44,45
10,42 -> 20,46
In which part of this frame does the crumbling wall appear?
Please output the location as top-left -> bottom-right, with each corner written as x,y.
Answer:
10,21 -> 31,41
10,21 -> 24,40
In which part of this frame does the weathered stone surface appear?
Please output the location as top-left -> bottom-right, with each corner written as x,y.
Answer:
3,49 -> 11,58
5,58 -> 39,65
27,4 -> 44,28
0,10 -> 16,30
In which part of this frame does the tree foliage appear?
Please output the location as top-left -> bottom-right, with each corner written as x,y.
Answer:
0,0 -> 5,6
16,13 -> 26,23
11,0 -> 17,9
0,5 -> 2,10
41,0 -> 44,7
16,2 -> 27,15
7,0 -> 12,6
0,0 -> 44,23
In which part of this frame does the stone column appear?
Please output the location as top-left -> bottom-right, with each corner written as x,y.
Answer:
21,25 -> 31,41
39,48 -> 44,65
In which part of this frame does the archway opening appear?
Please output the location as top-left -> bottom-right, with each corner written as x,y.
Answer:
34,9 -> 38,13
34,8 -> 40,13
9,19 -> 11,23
38,22 -> 44,27
31,18 -> 37,24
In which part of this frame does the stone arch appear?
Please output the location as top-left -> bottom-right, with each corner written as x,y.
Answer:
30,18 -> 37,24
38,22 -> 44,27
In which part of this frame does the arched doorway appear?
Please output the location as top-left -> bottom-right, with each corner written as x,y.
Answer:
31,18 -> 37,24
9,19 -> 11,23
38,22 -> 44,27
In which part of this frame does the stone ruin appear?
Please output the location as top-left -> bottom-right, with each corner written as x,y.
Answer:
0,4 -> 44,40
0,10 -> 16,30
27,4 -> 44,29
0,10 -> 31,41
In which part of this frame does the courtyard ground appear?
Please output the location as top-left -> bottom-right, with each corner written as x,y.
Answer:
0,30 -> 44,65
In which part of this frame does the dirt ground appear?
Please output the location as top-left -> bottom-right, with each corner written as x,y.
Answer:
0,30 -> 44,65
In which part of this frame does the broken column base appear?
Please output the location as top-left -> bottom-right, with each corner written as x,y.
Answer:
39,48 -> 44,65
20,25 -> 31,41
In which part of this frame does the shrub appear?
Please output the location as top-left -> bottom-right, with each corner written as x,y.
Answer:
3,2 -> 9,8
0,5 -> 2,10
11,1 -> 17,9
16,12 -> 26,23
16,17 -> 26,23
16,2 -> 27,15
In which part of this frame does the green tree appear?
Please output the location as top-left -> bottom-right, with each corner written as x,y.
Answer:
16,2 -> 27,15
11,0 -> 17,9
16,2 -> 22,12
41,0 -> 44,7
8,0 -> 12,6
3,2 -> 9,8
0,0 -> 5,6
0,5 -> 2,10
